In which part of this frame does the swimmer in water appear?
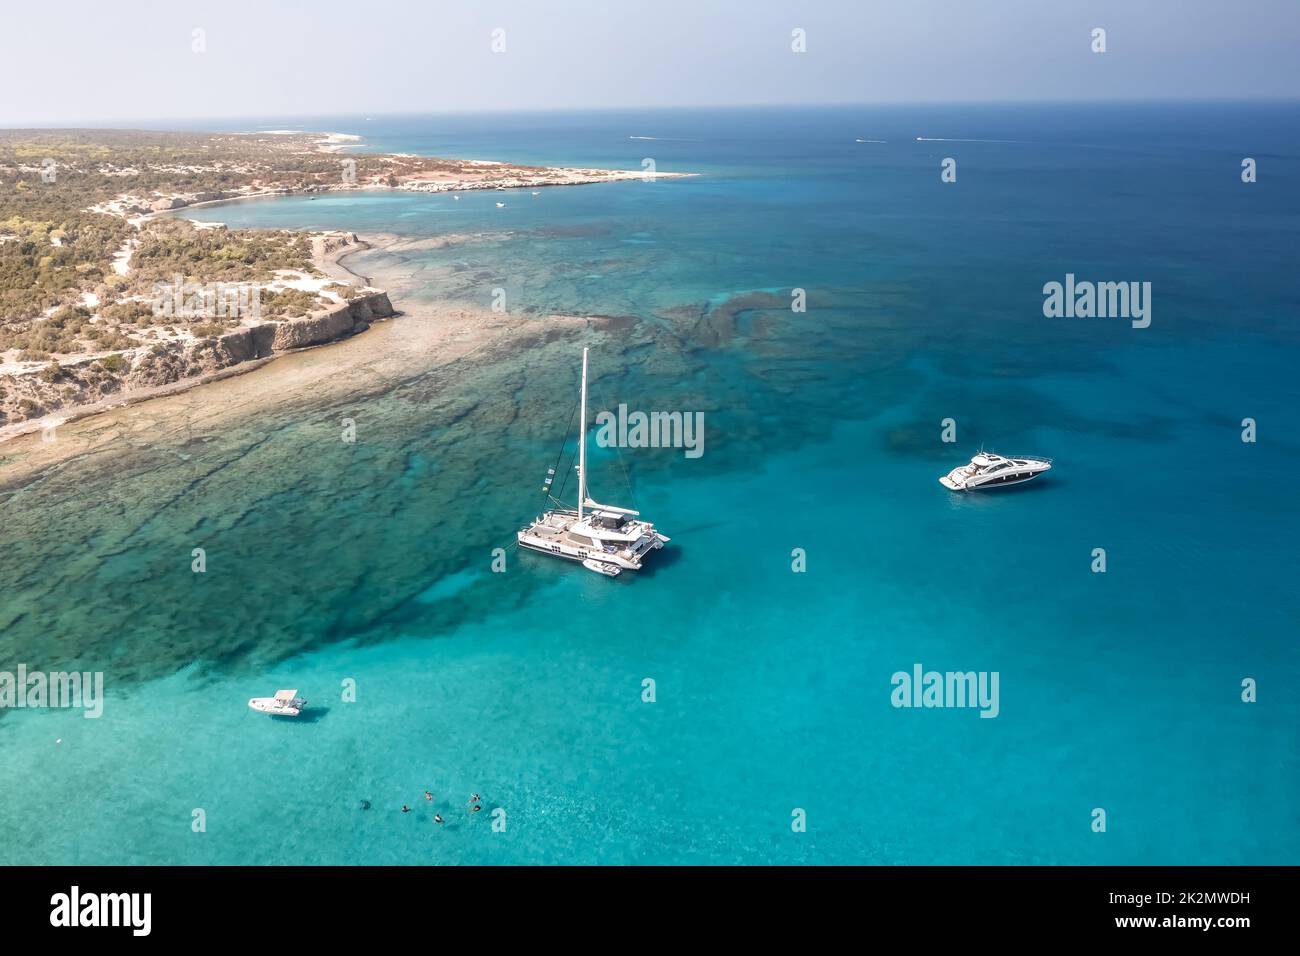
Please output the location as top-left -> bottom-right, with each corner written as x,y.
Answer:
469,793 -> 481,804
434,814 -> 445,825
401,805 -> 411,814
471,804 -> 481,813
424,791 -> 433,802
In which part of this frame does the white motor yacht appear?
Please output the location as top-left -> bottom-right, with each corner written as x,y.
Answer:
517,347 -> 670,577
248,689 -> 306,716
940,452 -> 1052,491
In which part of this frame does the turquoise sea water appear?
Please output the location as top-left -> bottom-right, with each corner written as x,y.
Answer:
2,104 -> 1298,864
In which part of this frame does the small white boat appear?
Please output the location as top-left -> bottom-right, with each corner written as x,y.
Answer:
496,202 -> 506,208
248,689 -> 306,716
582,558 -> 622,577
940,452 -> 1052,491
531,190 -> 540,195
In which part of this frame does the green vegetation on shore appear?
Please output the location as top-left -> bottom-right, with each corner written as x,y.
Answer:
0,130 -> 368,427
0,126 -> 574,430
0,130 -> 353,325
0,207 -> 129,321
130,219 -> 314,284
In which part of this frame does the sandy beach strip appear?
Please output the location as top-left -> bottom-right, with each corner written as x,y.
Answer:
0,133 -> 693,457
0,235 -> 371,445
0,244 -> 601,486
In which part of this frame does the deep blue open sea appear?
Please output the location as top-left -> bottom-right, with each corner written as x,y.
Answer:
2,103 -> 1297,864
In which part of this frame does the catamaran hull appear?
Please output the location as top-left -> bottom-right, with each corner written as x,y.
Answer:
517,533 -> 668,571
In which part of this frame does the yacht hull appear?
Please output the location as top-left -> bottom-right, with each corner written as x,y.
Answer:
941,470 -> 1048,491
940,454 -> 1052,491
248,698 -> 304,717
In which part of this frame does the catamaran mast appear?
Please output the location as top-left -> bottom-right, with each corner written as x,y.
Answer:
577,347 -> 588,521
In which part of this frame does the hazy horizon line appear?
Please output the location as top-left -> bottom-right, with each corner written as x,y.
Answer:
5,95 -> 1298,132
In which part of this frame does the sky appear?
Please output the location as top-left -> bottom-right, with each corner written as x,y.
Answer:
1,0 -> 1297,125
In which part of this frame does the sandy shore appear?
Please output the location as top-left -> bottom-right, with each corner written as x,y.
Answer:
0,130 -> 691,453
0,235 -> 373,445
0,236 -> 601,484
109,158 -> 696,217
320,235 -> 380,287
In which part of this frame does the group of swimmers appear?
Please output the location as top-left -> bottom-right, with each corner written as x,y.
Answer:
398,792 -> 483,823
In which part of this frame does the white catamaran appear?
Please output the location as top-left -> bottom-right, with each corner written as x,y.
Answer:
517,347 -> 670,578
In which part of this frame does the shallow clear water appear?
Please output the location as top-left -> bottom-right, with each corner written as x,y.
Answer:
2,104 -> 1297,864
